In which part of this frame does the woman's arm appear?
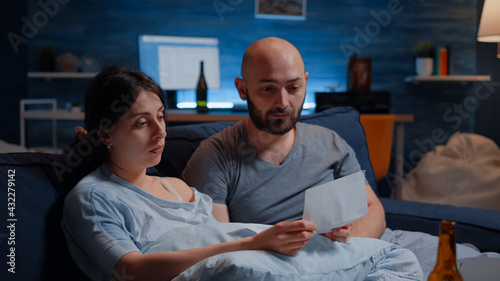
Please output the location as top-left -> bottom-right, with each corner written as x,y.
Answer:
114,220 -> 317,281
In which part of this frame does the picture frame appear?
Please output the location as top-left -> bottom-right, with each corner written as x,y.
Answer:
347,56 -> 372,92
255,0 -> 307,21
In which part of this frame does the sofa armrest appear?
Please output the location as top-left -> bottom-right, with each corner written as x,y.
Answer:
380,198 -> 500,253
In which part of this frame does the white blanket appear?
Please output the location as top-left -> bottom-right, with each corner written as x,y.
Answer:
143,223 -> 422,281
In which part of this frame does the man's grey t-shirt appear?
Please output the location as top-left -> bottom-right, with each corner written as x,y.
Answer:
182,120 -> 361,224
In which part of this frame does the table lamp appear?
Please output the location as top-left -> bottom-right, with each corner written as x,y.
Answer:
477,0 -> 500,58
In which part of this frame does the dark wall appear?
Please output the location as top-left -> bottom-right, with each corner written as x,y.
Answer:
2,0 -> 498,163
475,0 -> 500,146
1,0 -> 27,144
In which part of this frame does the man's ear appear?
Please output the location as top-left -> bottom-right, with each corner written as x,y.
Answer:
305,72 -> 309,83
235,77 -> 247,101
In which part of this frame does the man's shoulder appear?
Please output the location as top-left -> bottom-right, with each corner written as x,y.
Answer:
202,120 -> 245,145
296,121 -> 350,149
297,121 -> 339,137
190,121 -> 247,160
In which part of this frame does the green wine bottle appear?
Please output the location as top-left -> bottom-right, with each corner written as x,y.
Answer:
196,61 -> 208,113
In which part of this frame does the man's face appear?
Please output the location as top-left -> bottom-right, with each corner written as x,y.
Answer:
241,51 -> 308,135
246,88 -> 303,135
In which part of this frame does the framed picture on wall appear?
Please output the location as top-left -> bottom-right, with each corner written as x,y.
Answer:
347,55 -> 372,92
255,0 -> 307,20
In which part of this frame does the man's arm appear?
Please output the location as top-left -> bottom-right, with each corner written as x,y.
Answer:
352,183 -> 386,238
212,202 -> 230,222
323,183 -> 386,241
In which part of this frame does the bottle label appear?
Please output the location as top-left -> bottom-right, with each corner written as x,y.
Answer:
197,101 -> 207,107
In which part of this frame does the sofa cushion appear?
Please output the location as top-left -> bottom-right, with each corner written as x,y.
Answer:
0,153 -> 88,280
298,107 -> 376,191
152,106 -> 377,193
381,198 -> 500,253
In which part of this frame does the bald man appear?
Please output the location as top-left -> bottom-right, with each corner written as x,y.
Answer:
182,37 -> 385,241
183,37 -> 498,279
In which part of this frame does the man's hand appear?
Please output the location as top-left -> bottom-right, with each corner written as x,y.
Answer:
322,184 -> 386,241
320,222 -> 353,243
250,220 -> 317,256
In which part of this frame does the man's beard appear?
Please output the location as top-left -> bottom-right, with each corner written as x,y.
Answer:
246,91 -> 303,135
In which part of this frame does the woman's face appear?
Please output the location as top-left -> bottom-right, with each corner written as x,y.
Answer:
105,90 -> 166,171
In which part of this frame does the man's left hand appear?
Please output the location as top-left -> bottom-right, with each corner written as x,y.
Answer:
320,222 -> 353,243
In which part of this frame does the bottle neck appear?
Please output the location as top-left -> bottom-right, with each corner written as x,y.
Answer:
198,61 -> 207,89
435,223 -> 458,269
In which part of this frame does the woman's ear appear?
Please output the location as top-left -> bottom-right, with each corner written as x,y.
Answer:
99,129 -> 111,147
235,77 -> 247,101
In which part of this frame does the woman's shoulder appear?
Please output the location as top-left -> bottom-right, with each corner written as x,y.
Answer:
163,177 -> 190,188
159,176 -> 196,202
67,166 -> 117,201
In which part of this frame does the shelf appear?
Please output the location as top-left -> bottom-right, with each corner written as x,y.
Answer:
27,72 -> 97,79
405,75 -> 491,84
22,109 -> 84,120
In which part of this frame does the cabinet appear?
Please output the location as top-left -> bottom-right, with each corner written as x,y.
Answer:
20,99 -> 85,149
23,72 -> 97,148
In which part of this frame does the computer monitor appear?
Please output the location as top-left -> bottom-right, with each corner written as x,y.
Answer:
138,35 -> 221,91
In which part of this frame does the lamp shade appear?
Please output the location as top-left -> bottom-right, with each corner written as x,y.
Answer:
478,0 -> 500,42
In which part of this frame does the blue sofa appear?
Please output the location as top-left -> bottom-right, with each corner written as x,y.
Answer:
1,106 -> 499,281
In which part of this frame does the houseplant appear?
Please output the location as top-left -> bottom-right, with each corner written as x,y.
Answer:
37,44 -> 56,72
413,41 -> 434,76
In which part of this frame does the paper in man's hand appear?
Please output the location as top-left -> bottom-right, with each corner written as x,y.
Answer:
302,170 -> 368,234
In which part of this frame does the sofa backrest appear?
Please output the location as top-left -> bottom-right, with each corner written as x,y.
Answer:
0,153 -> 88,280
151,106 -> 377,193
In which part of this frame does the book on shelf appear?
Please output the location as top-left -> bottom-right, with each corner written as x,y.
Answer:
433,45 -> 452,76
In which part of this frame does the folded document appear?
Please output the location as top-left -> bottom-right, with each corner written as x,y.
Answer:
302,170 -> 368,234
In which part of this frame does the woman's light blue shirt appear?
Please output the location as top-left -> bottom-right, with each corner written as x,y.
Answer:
61,164 -> 217,281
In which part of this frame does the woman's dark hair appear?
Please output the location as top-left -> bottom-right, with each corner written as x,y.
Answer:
65,66 -> 165,175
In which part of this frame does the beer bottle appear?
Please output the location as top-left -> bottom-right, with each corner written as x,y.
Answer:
428,220 -> 463,281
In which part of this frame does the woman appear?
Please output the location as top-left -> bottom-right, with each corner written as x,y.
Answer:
61,66 -> 318,281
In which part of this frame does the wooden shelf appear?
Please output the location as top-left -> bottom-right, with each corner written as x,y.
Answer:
22,109 -> 85,120
27,72 -> 97,79
405,75 -> 491,84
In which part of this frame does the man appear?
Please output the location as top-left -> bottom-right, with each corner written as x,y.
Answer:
182,36 -> 385,242
183,37 -> 500,279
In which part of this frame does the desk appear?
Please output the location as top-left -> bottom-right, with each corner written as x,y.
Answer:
20,100 -> 413,195
166,109 -> 247,122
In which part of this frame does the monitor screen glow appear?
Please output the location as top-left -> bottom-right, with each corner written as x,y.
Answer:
138,35 -> 221,91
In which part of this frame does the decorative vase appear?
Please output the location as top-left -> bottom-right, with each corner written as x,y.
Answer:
56,52 -> 79,72
415,57 -> 433,76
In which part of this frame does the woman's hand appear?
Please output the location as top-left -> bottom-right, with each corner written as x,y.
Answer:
320,222 -> 352,243
250,220 -> 317,256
